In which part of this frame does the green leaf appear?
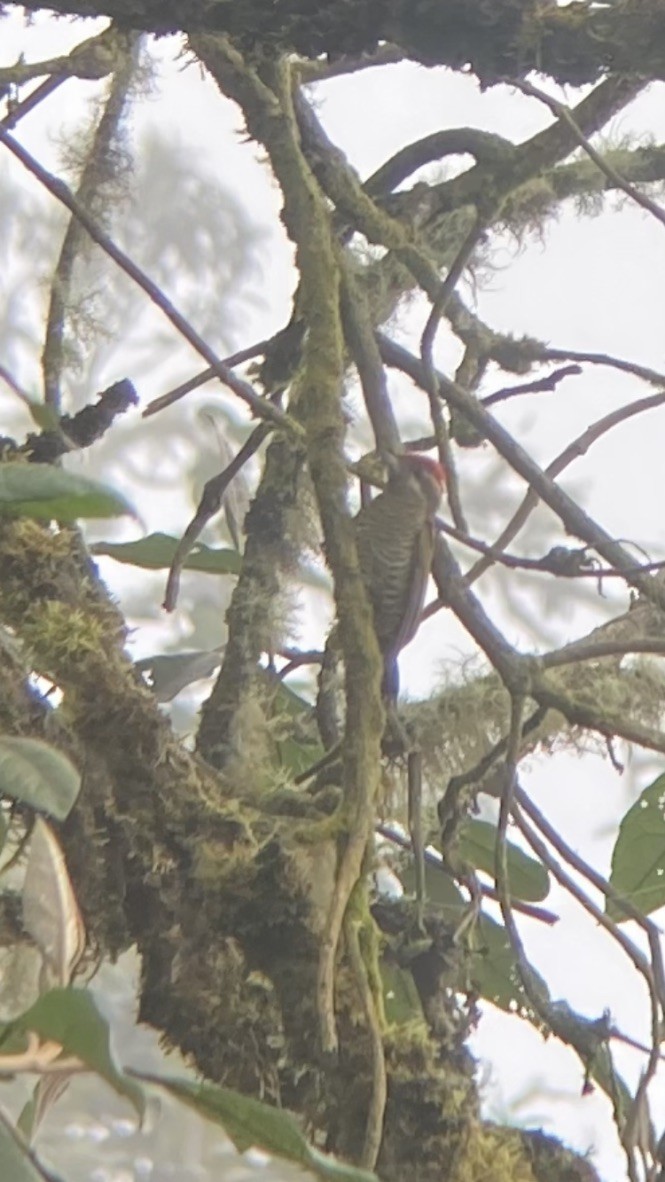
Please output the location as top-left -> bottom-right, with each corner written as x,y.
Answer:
92,533 -> 242,574
399,859 -> 465,909
0,1109 -> 64,1182
16,1094 -> 38,1143
463,914 -> 547,1019
0,737 -> 81,820
380,960 -> 424,1025
16,988 -> 144,1117
608,772 -> 665,920
276,737 -> 326,776
270,680 -> 314,717
267,679 -> 323,774
0,466 -> 133,522
136,650 -> 223,702
458,819 -> 549,902
135,1073 -> 376,1182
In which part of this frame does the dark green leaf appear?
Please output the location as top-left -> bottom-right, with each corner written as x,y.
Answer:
92,533 -> 242,574
270,680 -> 314,717
16,988 -> 144,1117
16,1094 -> 38,1143
399,860 -> 465,909
136,650 -> 223,701
0,466 -> 133,522
380,961 -> 424,1025
608,772 -> 665,920
276,737 -> 326,776
464,914 -> 547,1019
135,1073 -> 376,1182
458,819 -> 549,902
0,737 -> 81,820
267,679 -> 322,772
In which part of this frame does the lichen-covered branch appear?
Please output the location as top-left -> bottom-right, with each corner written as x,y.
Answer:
190,36 -> 387,1058
8,0 -> 665,88
41,33 -> 140,410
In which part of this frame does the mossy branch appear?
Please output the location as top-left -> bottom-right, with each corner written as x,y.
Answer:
192,36 -> 386,1056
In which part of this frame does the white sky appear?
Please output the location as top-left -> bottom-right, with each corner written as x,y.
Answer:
2,12 -> 665,1181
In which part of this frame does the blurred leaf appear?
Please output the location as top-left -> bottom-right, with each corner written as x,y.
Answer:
608,772 -> 665,920
16,1095 -> 37,1145
266,679 -> 323,772
0,1109 -> 64,1181
0,466 -> 133,522
23,819 -> 86,988
400,859 -> 465,908
271,680 -> 315,717
136,649 -> 223,702
276,736 -> 325,776
381,960 -> 424,1025
16,988 -> 144,1118
93,533 -> 242,573
458,819 -> 549,903
0,737 -> 81,820
18,1074 -> 73,1145
463,913 -> 546,1018
135,1072 -> 377,1182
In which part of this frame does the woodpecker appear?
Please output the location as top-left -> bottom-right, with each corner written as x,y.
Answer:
355,454 -> 446,700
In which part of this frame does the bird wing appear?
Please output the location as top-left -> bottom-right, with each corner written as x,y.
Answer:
389,519 -> 434,658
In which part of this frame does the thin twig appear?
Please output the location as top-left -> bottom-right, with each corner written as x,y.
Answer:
512,789 -> 663,1174
494,695 -> 526,979
481,365 -> 581,408
508,77 -> 665,231
420,212 -> 488,533
515,814 -> 642,963
1,76 -> 65,128
142,340 -> 270,417
427,518 -> 665,594
0,124 -> 296,434
375,823 -> 558,925
515,785 -> 665,962
380,334 -> 665,611
438,703 -> 550,854
391,334 -> 665,586
164,420 -> 271,612
0,364 -> 32,401
540,347 -> 665,388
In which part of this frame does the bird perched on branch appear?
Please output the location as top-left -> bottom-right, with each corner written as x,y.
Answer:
356,453 -> 446,701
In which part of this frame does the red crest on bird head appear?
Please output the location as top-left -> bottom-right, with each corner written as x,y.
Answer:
399,453 -> 446,490
404,454 -> 446,487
